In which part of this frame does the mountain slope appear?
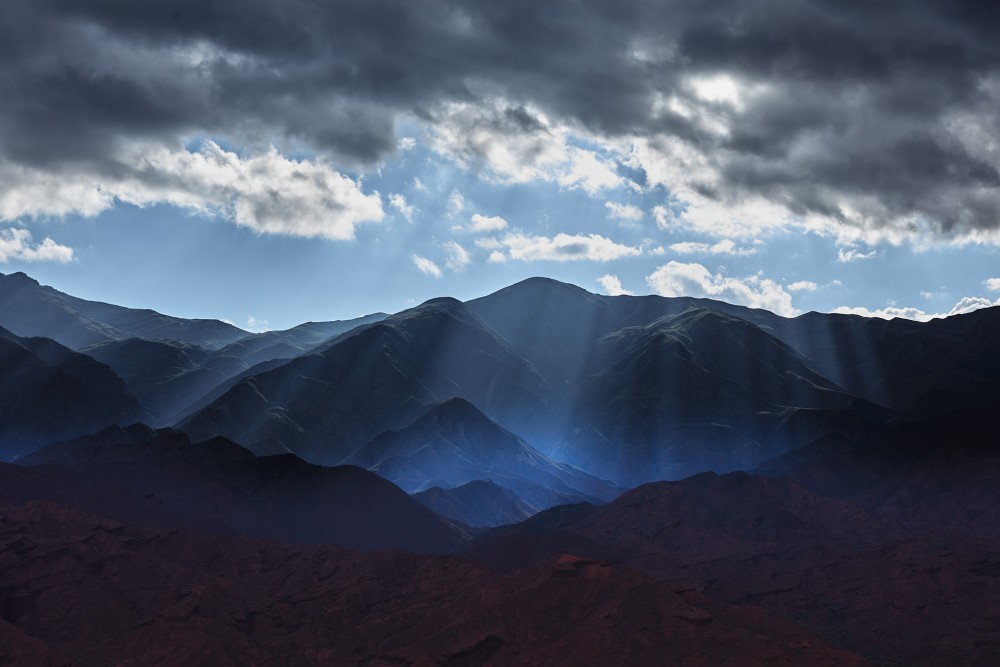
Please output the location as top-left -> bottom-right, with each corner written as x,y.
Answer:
81,313 -> 387,425
763,306 -> 1000,418
182,298 -> 555,464
414,480 -> 536,527
350,397 -> 619,502
0,326 -> 143,460
552,308 -> 885,483
0,270 -> 248,349
20,427 -> 468,553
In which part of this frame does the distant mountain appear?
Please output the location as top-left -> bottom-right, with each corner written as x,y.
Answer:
182,297 -> 555,464
0,326 -> 143,461
11,270 -> 1000,494
20,426 -> 467,553
178,277 -> 897,487
81,313 -> 386,425
413,480 -> 535,527
555,308 -> 888,482
212,315 -> 388,367
761,306 -> 1000,418
349,397 -> 619,502
0,270 -> 248,349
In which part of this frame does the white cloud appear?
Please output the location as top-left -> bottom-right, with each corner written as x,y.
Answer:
652,205 -> 677,230
428,100 -> 623,195
389,193 -> 414,221
412,254 -> 442,278
443,241 -> 471,271
788,280 -> 818,292
646,261 -> 797,316
0,142 -> 385,241
474,237 -> 503,250
984,278 -> 1000,292
398,137 -> 417,151
0,227 -> 74,263
597,274 -> 633,296
487,250 -> 507,263
413,177 -> 427,192
501,232 -> 642,262
625,136 -> 798,240
669,238 -> 756,256
837,246 -> 879,263
832,295 -> 1000,321
469,213 -> 508,233
245,315 -> 270,333
559,148 -> 624,194
605,201 -> 644,222
449,190 -> 466,214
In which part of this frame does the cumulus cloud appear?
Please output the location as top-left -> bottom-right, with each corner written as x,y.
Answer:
646,261 -> 796,316
468,214 -> 508,233
428,101 -> 622,194
669,239 -> 756,256
984,278 -> 1000,292
597,274 -> 633,296
389,193 -> 414,221
0,227 -> 73,263
604,201 -> 644,222
412,255 -> 442,278
788,281 -> 818,292
443,241 -> 471,271
501,232 -> 642,262
833,296 -> 1000,322
0,141 -> 385,240
6,0 -> 1000,243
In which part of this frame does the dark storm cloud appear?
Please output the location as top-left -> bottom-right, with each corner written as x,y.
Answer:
3,0 -> 1000,236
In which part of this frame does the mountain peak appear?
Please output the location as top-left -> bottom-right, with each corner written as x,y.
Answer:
424,396 -> 493,424
1,271 -> 39,285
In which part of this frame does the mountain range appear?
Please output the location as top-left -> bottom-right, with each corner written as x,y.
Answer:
2,269 -> 1000,664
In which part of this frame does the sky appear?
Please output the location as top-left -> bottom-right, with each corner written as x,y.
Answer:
2,1 -> 1000,331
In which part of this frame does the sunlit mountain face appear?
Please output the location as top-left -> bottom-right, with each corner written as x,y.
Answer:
3,1 -> 1000,664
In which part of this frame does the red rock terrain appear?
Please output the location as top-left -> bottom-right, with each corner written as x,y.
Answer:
465,471 -> 1000,666
0,500 -> 867,666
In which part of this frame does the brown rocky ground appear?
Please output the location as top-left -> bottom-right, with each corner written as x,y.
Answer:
0,500 -> 867,666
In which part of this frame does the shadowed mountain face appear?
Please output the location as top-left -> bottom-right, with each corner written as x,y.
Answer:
0,326 -> 143,461
763,307 -> 1000,419
18,427 -> 467,554
414,480 -> 536,528
80,313 -> 387,425
182,297 -> 555,465
349,397 -> 620,503
0,500 -> 870,666
0,271 -> 248,350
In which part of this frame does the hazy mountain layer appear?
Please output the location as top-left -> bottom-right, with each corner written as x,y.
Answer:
0,326 -> 143,460
0,271 -> 247,350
